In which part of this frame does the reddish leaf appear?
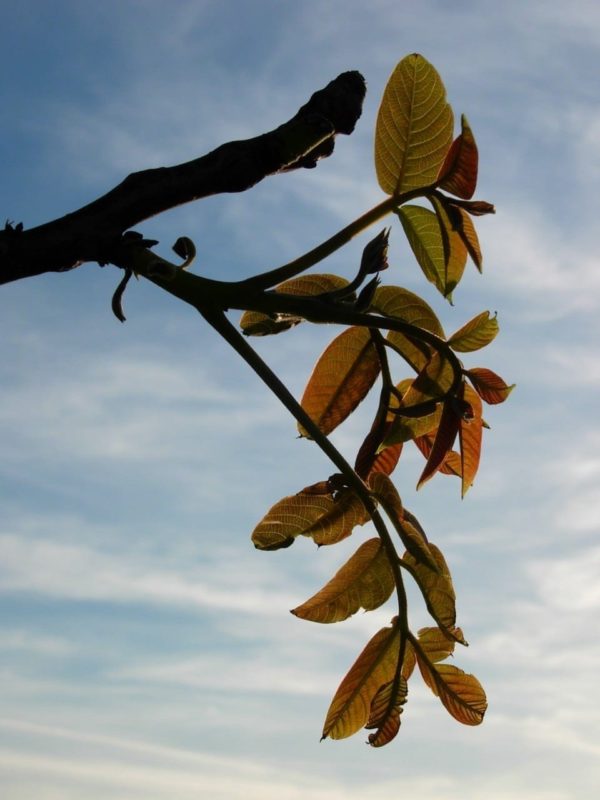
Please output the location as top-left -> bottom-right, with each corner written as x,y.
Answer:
459,384 -> 483,497
417,399 -> 460,489
299,327 -> 380,437
466,368 -> 515,404
291,538 -> 394,623
413,434 -> 462,477
438,115 -> 479,199
365,676 -> 408,747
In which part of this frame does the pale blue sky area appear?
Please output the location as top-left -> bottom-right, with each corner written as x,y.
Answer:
1,2 -> 599,798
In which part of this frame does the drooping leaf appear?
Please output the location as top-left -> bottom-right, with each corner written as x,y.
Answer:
240,274 -> 350,336
365,676 -> 408,747
413,433 -> 462,477
251,489 -> 368,550
370,284 -> 445,373
437,115 -> 478,199
383,379 -> 443,447
298,326 -> 380,437
396,205 -> 447,295
459,384 -> 483,497
375,54 -> 454,196
417,399 -> 461,489
429,195 -> 469,300
448,311 -> 499,352
455,206 -> 483,271
416,655 -> 487,725
417,625 -> 462,662
466,368 -> 515,404
322,620 -> 401,740
403,544 -> 465,642
292,538 -> 394,623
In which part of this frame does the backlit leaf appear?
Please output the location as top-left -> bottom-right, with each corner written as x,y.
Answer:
403,544 -> 464,641
413,434 -> 462,477
370,284 -> 445,373
417,625 -> 462,662
456,206 -> 483,271
448,311 -> 499,352
375,54 -> 453,196
417,399 -> 460,489
438,115 -> 478,199
299,326 -> 380,437
240,274 -> 350,335
459,384 -> 483,497
383,379 -> 443,446
466,367 -> 515,404
251,489 -> 368,550
368,474 -> 438,573
365,676 -> 408,747
416,656 -> 487,725
292,538 -> 394,623
430,195 -> 468,300
322,621 -> 401,740
397,205 -> 447,295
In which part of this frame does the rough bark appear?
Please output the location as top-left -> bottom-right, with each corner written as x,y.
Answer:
0,71 -> 366,286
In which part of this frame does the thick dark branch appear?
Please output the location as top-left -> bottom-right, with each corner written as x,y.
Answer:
1,71 -> 365,286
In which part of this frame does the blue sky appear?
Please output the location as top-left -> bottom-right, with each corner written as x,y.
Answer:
1,1 -> 599,798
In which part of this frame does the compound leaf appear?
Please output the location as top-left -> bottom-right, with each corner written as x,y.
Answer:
292,538 -> 394,623
375,54 -> 453,196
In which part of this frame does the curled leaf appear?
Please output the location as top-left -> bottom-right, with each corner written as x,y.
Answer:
292,538 -> 394,623
437,114 -> 478,199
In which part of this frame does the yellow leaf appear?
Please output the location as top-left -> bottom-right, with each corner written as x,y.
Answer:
251,489 -> 368,550
375,54 -> 454,196
365,676 -> 408,747
322,621 -> 401,740
299,327 -> 380,437
449,311 -> 499,352
459,384 -> 483,497
417,625 -> 463,662
240,274 -> 350,336
292,538 -> 394,623
403,544 -> 465,642
371,285 -> 445,373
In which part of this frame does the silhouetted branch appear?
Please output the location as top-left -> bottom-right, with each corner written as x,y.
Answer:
0,71 -> 365,286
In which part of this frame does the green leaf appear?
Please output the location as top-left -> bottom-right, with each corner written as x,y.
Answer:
375,54 -> 454,196
448,311 -> 499,352
251,488 -> 369,550
397,205 -> 446,293
299,326 -> 380,437
240,274 -> 350,336
430,195 -> 468,300
371,284 -> 445,373
292,538 -> 394,623
322,621 -> 401,740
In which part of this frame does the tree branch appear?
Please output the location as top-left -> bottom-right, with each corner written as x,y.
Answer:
0,71 -> 365,286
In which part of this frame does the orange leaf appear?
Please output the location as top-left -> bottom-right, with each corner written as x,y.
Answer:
251,489 -> 368,550
365,676 -> 408,747
413,434 -> 462,477
416,656 -> 487,725
438,115 -> 479,199
299,326 -> 380,437
466,368 -> 515,404
291,538 -> 394,623
322,621 -> 401,740
459,384 -> 483,497
456,206 -> 483,271
417,625 -> 463,662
